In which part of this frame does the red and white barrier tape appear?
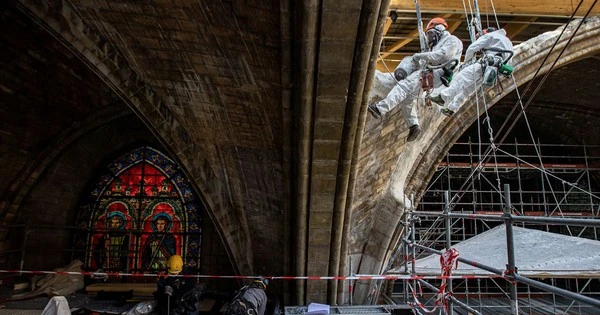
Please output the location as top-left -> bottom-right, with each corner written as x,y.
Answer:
408,248 -> 460,314
0,269 -> 501,280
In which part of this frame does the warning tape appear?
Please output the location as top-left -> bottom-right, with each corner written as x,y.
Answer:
0,269 -> 503,280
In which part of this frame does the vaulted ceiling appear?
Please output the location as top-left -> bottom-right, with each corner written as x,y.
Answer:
2,0 -> 600,306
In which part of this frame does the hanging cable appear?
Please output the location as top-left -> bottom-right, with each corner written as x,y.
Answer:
492,0 -> 598,219
509,76 -> 578,231
495,0 -> 593,143
489,0 -> 501,29
495,147 -> 600,201
445,0 -> 595,211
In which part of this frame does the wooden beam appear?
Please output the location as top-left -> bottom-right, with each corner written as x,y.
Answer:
447,15 -> 464,33
379,28 -> 419,60
376,59 -> 401,72
379,13 -> 457,60
389,0 -> 600,17
377,14 -> 463,71
383,17 -> 393,36
502,16 -> 538,40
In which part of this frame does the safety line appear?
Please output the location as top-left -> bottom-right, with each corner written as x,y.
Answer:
508,75 -> 573,228
449,1 -> 599,218
494,0 -> 591,145
0,269 -> 504,280
495,1 -> 599,231
496,147 -> 600,199
443,0 -> 593,213
444,0 -> 506,211
489,0 -> 501,29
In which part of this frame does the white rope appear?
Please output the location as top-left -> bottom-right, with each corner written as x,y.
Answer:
444,0 -> 600,217
488,0 -> 501,29
495,147 -> 600,201
462,0 -> 476,42
507,75 -> 575,231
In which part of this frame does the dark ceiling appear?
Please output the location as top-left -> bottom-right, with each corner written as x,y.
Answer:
462,57 -> 600,146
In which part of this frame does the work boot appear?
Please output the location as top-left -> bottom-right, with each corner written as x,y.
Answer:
406,125 -> 421,142
429,94 -> 444,106
368,103 -> 382,119
440,107 -> 455,117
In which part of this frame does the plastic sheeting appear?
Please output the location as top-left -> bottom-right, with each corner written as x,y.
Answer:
11,260 -> 85,300
41,296 -> 70,315
393,225 -> 600,278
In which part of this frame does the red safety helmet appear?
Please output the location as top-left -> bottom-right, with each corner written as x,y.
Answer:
426,17 -> 448,31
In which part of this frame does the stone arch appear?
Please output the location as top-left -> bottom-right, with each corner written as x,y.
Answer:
402,17 -> 600,218
353,17 -> 600,302
13,1 -> 253,275
1,109 -> 129,228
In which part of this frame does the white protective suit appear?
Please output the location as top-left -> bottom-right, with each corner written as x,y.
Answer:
438,28 -> 513,112
375,30 -> 462,127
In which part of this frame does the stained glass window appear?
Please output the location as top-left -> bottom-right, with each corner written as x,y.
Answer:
73,147 -> 202,274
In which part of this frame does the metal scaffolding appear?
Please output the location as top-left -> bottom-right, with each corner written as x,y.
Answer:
387,141 -> 600,314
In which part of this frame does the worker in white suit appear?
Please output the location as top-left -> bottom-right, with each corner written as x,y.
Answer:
369,17 -> 463,142
431,27 -> 514,116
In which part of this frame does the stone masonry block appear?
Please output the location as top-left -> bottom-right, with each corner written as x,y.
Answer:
312,140 -> 341,161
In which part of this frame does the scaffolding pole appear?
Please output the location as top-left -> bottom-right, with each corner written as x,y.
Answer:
503,184 -> 519,314
408,207 -> 600,310
412,211 -> 600,227
410,194 -> 417,311
403,206 -> 409,304
444,191 -> 454,315
417,279 -> 482,315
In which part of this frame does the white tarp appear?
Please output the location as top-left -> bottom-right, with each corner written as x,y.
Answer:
397,225 -> 600,278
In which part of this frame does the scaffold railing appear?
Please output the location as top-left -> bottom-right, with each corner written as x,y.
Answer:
393,185 -> 600,315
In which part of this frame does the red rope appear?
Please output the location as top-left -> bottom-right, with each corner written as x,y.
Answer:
410,248 -> 460,314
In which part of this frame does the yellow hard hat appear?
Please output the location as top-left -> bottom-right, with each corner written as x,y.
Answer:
167,255 -> 183,275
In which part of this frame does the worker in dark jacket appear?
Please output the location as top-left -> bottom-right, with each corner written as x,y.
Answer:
226,279 -> 268,315
154,255 -> 197,315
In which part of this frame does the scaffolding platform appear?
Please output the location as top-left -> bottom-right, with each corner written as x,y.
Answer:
390,225 -> 600,278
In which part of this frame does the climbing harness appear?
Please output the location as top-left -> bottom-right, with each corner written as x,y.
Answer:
480,48 -> 514,86
421,70 -> 434,93
416,0 -> 462,107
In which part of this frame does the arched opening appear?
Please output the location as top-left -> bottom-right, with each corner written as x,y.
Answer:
386,56 -> 600,311
72,146 -> 204,275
